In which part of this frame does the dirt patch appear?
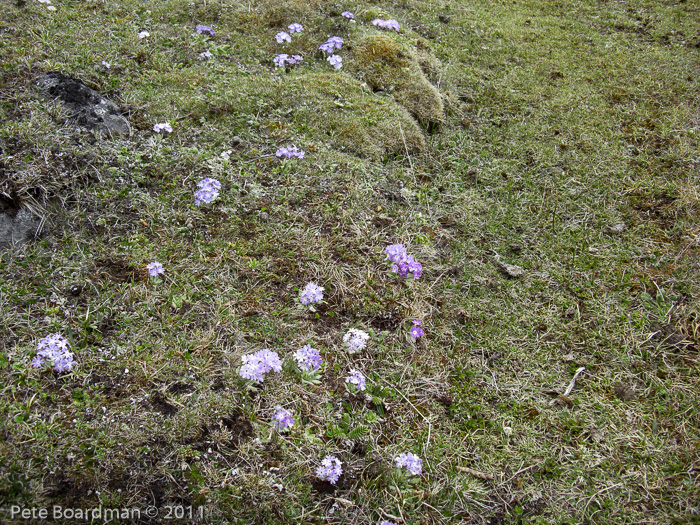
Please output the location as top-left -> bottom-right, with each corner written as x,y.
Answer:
96,257 -> 145,283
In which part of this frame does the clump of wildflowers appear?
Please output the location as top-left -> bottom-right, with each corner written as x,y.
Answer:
346,369 -> 366,391
33,334 -> 74,373
395,452 -> 423,476
194,177 -> 221,206
343,328 -> 369,353
275,31 -> 291,44
288,23 -> 303,34
147,261 -> 165,277
316,455 -> 343,484
274,54 -> 303,68
294,344 -> 322,371
239,349 -> 282,383
341,11 -> 355,19
195,25 -> 214,36
410,319 -> 424,338
276,145 -> 305,159
199,50 -> 213,60
153,122 -> 173,133
379,522 -> 398,525
319,36 -> 343,53
385,244 -> 422,279
272,407 -> 294,432
299,281 -> 323,305
372,18 -> 401,31
327,55 -> 343,70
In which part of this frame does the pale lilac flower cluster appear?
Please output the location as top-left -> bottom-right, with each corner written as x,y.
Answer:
341,11 -> 355,19
276,145 -> 305,159
316,455 -> 343,484
395,452 -> 423,476
33,334 -> 74,373
346,369 -> 366,391
327,55 -> 343,69
194,177 -> 221,206
319,36 -> 343,53
294,345 -> 322,371
379,522 -> 398,525
300,281 -> 323,304
385,244 -> 422,279
275,31 -> 292,44
239,349 -> 282,382
147,261 -> 165,277
410,319 -> 424,338
273,407 -> 295,431
288,23 -> 303,34
372,18 -> 401,31
274,54 -> 303,68
195,25 -> 214,36
343,328 -> 369,353
199,50 -> 213,60
153,122 -> 173,133
138,30 -> 150,39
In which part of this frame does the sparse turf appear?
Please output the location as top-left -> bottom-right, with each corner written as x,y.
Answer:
1,0 -> 699,523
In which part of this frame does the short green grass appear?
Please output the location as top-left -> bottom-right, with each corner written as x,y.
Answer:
1,0 -> 699,523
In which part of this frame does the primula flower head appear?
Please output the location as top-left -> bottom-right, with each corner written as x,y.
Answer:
372,18 -> 401,31
276,145 -> 305,159
239,349 -> 282,383
327,55 -> 343,70
410,320 -> 424,338
153,122 -> 173,133
385,244 -> 422,279
288,23 -> 303,33
379,522 -> 398,525
395,452 -> 423,476
196,25 -> 214,36
299,281 -> 323,305
194,177 -> 221,206
346,369 -> 366,391
147,261 -> 165,277
274,54 -> 303,68
319,36 -> 343,54
138,30 -> 150,39
343,329 -> 369,353
294,344 -> 322,371
272,407 -> 294,432
35,334 -> 74,373
342,11 -> 355,19
275,31 -> 292,44
316,455 -> 343,484
199,50 -> 213,60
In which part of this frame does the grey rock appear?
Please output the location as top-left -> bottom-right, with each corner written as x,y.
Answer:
0,207 -> 43,249
36,72 -> 131,136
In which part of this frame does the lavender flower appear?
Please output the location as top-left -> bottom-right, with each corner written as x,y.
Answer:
346,369 -> 366,391
199,50 -> 213,60
288,23 -> 303,33
138,30 -> 150,39
299,281 -> 323,305
275,31 -> 292,44
272,407 -> 294,432
239,349 -> 282,383
276,145 -> 305,159
101,60 -> 111,69
294,344 -> 322,371
35,334 -> 74,373
194,177 -> 221,206
316,455 -> 343,484
147,261 -> 165,277
327,55 -> 343,70
153,122 -> 173,133
341,11 -> 355,19
318,42 -> 335,54
385,244 -> 422,279
372,18 -> 401,31
379,522 -> 398,525
395,452 -> 423,476
410,319 -> 424,338
343,329 -> 369,353
196,25 -> 214,36
319,36 -> 343,53
274,54 -> 303,68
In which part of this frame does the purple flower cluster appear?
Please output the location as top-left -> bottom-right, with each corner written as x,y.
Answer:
199,50 -> 213,60
395,452 -> 423,476
288,23 -> 303,34
299,281 -> 323,304
275,31 -> 292,44
239,349 -> 282,382
274,53 -> 303,68
276,145 -> 305,159
327,55 -> 342,69
385,244 -> 422,279
194,177 -> 221,206
346,369 -> 366,391
316,455 -> 343,484
372,18 -> 401,31
341,11 -> 355,19
319,36 -> 343,53
380,522 -> 398,525
33,334 -> 74,373
294,344 -> 322,371
343,328 -> 369,353
147,261 -> 165,277
410,319 -> 424,338
153,122 -> 172,133
273,407 -> 295,431
195,25 -> 214,36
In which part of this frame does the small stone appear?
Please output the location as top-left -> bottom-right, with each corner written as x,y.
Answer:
509,243 -> 523,253
496,260 -> 525,278
232,135 -> 242,146
438,14 -> 451,24
614,384 -> 636,402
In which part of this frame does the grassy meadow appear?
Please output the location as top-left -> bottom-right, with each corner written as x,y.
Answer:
1,0 -> 699,523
